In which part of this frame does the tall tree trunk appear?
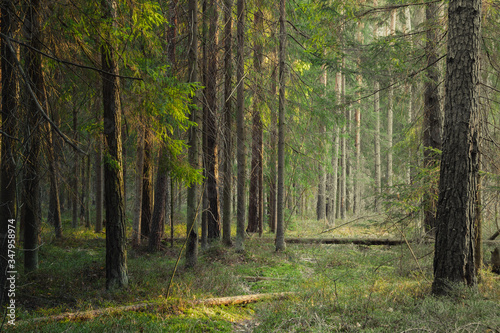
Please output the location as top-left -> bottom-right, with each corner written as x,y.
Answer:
275,0 -> 287,251
374,80 -> 381,212
316,131 -> 326,221
222,0 -> 233,245
141,126 -> 154,240
340,71 -> 346,220
373,1 -> 381,212
0,0 -> 18,307
235,0 -> 246,252
318,61 -> 328,222
95,132 -> 104,233
170,178 -> 175,247
72,106 -> 79,228
423,1 -> 443,234
248,1 -> 264,234
149,145 -> 169,252
205,0 -> 221,241
167,0 -> 178,249
122,123 -> 128,220
432,0 -> 481,295
354,21 -> 363,215
101,0 -> 128,290
82,154 -> 91,228
201,0 -> 209,249
132,122 -> 144,247
186,0 -> 200,267
22,0 -> 44,272
327,127 -> 340,226
269,55 -> 278,233
47,110 -> 62,238
386,9 -> 396,190
404,7 -> 414,186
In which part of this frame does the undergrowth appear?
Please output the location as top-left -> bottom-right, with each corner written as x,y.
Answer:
3,218 -> 499,332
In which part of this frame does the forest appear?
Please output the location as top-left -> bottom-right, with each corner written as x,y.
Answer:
0,0 -> 499,331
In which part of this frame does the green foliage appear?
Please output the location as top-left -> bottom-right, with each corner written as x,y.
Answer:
10,223 -> 499,332
103,152 -> 121,172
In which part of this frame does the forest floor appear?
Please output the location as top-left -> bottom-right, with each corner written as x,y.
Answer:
4,215 -> 500,332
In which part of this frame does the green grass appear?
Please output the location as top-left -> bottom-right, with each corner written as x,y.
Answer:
5,218 -> 500,332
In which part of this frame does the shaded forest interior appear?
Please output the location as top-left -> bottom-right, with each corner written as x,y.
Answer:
0,0 -> 500,331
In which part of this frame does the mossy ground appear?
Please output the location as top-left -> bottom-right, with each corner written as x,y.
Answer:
4,216 -> 499,332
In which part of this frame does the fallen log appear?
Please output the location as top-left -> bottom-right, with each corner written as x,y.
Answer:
194,291 -> 295,306
27,292 -> 296,324
164,237 -> 498,246
28,303 -> 157,323
489,230 -> 499,241
286,237 -> 409,246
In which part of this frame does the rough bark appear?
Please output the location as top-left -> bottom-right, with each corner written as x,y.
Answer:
205,0 -> 221,241
328,129 -> 340,226
186,0 -> 200,267
432,0 -> 481,295
373,1 -> 381,212
222,0 -> 233,245
72,106 -> 79,228
47,121 -> 62,238
22,0 -> 44,272
386,9 -> 396,190
248,1 -> 264,235
149,145 -> 169,252
132,122 -> 145,247
141,126 -> 154,240
201,0 -> 209,249
340,71 -> 346,220
354,22 -> 363,214
83,155 -> 91,228
268,53 -> 278,233
316,134 -> 326,221
235,0 -> 246,252
95,132 -> 104,233
101,0 -> 128,290
374,81 -> 381,211
275,0 -> 286,251
422,1 -> 443,234
0,0 -> 18,307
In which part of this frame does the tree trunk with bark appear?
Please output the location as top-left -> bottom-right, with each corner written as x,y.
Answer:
268,49 -> 278,234
423,1 -> 443,234
186,0 -> 200,267
354,21 -> 363,214
47,120 -> 62,238
101,0 -> 128,290
340,71 -> 346,220
248,1 -> 264,235
132,122 -> 144,247
141,126 -> 154,240
22,0 -> 44,272
432,0 -> 481,295
222,0 -> 233,245
275,0 -> 287,251
316,137 -> 326,221
149,145 -> 169,252
72,106 -> 79,228
386,9 -> 396,190
95,131 -> 104,233
373,0 -> 381,212
374,80 -> 381,212
0,0 -> 18,307
205,0 -> 221,241
235,0 -> 246,252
